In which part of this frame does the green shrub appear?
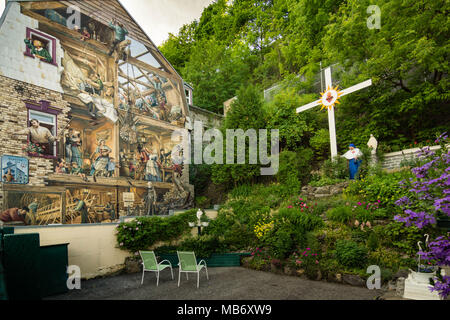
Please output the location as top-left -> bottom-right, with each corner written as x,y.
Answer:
368,247 -> 403,271
335,240 -> 368,268
195,196 -> 211,209
375,222 -> 424,255
322,157 -> 349,180
344,170 -> 413,208
367,232 -> 379,251
264,208 -> 324,258
327,206 -> 354,224
178,234 -> 227,258
277,149 -> 314,190
116,210 -> 197,253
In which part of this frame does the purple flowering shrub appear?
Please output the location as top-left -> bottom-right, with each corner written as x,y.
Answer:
394,133 -> 449,229
394,133 -> 450,298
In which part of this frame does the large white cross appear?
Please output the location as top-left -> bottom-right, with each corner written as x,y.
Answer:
296,67 -> 372,159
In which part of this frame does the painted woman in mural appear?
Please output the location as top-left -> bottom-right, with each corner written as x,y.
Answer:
24,38 -> 52,63
90,139 -> 112,177
145,150 -> 162,182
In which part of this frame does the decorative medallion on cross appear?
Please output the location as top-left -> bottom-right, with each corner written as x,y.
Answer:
296,66 -> 372,159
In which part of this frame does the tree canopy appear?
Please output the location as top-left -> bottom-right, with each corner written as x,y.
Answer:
160,0 -> 449,152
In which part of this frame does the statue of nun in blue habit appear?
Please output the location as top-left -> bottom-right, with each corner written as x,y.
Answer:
342,144 -> 363,180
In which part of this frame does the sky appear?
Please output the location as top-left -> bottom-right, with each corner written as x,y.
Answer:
0,0 -> 214,46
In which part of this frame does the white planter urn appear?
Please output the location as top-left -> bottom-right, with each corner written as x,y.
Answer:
201,222 -> 209,227
188,222 -> 196,227
403,269 -> 442,300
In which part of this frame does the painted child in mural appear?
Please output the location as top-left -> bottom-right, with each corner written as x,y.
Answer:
71,162 -> 88,181
342,144 -> 364,180
24,38 -> 52,63
108,19 -> 129,56
13,119 -> 58,155
90,140 -> 112,177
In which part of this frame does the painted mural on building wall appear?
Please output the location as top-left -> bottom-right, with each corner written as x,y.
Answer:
0,1 -> 192,227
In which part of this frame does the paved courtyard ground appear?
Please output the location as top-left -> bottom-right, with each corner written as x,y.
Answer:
48,267 -> 385,300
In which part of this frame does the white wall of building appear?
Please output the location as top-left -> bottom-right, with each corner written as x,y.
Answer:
0,2 -> 64,93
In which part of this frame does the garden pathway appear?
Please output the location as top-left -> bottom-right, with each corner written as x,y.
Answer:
48,267 -> 385,300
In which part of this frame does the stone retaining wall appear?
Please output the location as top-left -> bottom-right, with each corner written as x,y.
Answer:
382,145 -> 446,170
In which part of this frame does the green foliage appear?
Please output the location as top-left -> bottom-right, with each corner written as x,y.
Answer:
322,157 -> 349,180
116,210 -> 197,253
264,207 -> 324,259
211,85 -> 268,187
189,164 -> 212,196
374,222 -> 423,255
335,240 -> 368,268
368,248 -> 404,272
367,232 -> 380,251
178,234 -> 226,258
345,170 -> 413,208
276,149 -> 314,192
195,196 -> 211,209
327,206 -> 353,224
160,0 -> 449,150
310,129 -> 330,161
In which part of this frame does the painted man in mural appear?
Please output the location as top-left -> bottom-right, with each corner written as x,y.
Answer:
13,119 -> 58,155
136,144 -> 150,181
108,19 -> 129,57
0,207 -> 30,225
24,38 -> 52,63
73,198 -> 89,224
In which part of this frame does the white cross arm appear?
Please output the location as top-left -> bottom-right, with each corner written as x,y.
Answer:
340,79 -> 372,97
296,100 -> 321,113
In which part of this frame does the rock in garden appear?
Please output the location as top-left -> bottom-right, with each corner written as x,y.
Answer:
343,274 -> 365,287
125,258 -> 141,274
393,269 -> 409,279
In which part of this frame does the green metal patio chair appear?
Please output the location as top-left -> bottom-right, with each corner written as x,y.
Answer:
177,251 -> 209,288
139,251 -> 174,286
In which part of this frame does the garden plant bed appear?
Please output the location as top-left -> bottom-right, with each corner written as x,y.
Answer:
157,253 -> 252,268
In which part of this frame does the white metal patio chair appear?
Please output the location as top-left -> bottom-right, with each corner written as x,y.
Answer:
139,251 -> 174,286
177,251 -> 209,288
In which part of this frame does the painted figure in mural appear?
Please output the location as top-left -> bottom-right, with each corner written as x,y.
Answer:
159,148 -> 172,167
104,202 -> 116,220
0,207 -> 30,225
2,169 -> 15,183
80,27 -> 91,41
71,162 -> 88,181
73,198 -> 89,224
146,150 -> 162,182
14,119 -> 58,155
107,157 -> 116,177
108,19 -> 129,56
85,73 -> 104,96
145,182 -> 157,215
342,144 -> 364,180
65,129 -> 83,168
27,199 -> 38,225
90,140 -> 112,177
158,94 -> 169,122
135,144 -> 150,180
24,38 -> 52,63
